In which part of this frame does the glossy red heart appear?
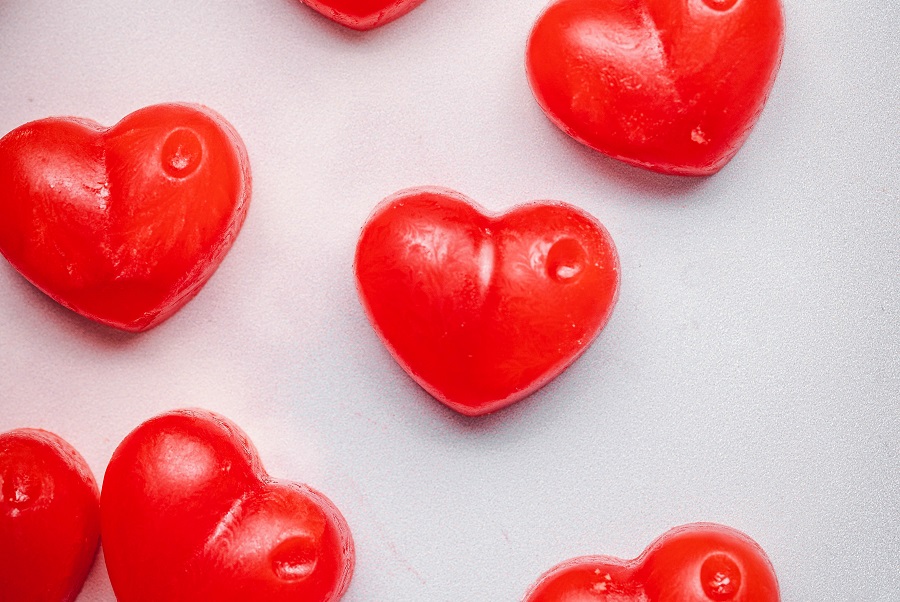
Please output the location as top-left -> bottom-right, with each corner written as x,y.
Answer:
299,0 -> 427,30
524,523 -> 780,602
0,103 -> 251,331
0,429 -> 100,602
526,0 -> 784,176
355,187 -> 620,416
101,409 -> 354,602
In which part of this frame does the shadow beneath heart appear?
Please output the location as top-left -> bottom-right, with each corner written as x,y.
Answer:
424,377 -> 563,439
275,0 -> 398,47
547,124 -> 711,202
277,0 -> 366,42
0,262 -> 141,349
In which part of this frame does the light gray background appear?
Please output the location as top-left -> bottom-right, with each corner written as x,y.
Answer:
0,0 -> 897,600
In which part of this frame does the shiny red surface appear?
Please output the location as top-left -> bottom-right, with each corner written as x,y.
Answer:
526,0 -> 784,176
355,187 -> 620,416
524,523 -> 780,602
101,409 -> 354,602
300,0 -> 427,30
0,429 -> 100,602
0,103 -> 251,332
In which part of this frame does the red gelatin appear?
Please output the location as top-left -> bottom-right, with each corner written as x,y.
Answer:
526,0 -> 785,176
0,103 -> 251,331
299,0 -> 427,30
525,523 -> 780,602
0,429 -> 101,602
355,187 -> 620,416
101,409 -> 354,602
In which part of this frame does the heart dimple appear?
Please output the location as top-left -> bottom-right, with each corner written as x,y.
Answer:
546,238 -> 587,283
702,0 -> 740,12
701,553 -> 742,600
161,128 -> 203,178
271,536 -> 319,581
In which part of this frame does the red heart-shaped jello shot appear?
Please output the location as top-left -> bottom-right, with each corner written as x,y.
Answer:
0,103 -> 251,331
526,0 -> 784,175
355,187 -> 620,416
525,523 -> 780,602
0,429 -> 100,602
299,0 -> 427,30
101,409 -> 354,602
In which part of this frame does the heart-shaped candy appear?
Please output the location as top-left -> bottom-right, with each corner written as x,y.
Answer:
101,410 -> 354,602
0,103 -> 251,331
526,0 -> 784,175
355,187 -> 620,416
525,523 -> 780,602
0,429 -> 100,602
299,0 -> 427,30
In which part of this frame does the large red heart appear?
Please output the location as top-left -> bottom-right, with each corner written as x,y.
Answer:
0,103 -> 251,331
525,523 -> 780,602
526,0 -> 784,176
354,187 -> 620,416
299,0 -> 427,30
0,429 -> 100,602
101,409 -> 355,602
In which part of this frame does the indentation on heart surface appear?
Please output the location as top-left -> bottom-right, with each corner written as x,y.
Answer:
702,0 -> 740,11
271,535 -> 319,581
546,238 -> 587,283
701,553 -> 742,600
161,128 -> 203,178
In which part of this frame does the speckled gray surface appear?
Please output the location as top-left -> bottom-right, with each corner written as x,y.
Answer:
0,0 -> 897,600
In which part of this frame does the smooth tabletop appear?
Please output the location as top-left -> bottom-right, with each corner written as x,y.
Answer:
0,0 -> 898,600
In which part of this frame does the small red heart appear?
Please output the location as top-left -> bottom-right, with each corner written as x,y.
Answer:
525,523 -> 780,602
101,409 -> 355,602
0,429 -> 100,602
526,0 -> 784,176
299,0 -> 427,30
0,103 -> 251,331
355,187 -> 620,416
